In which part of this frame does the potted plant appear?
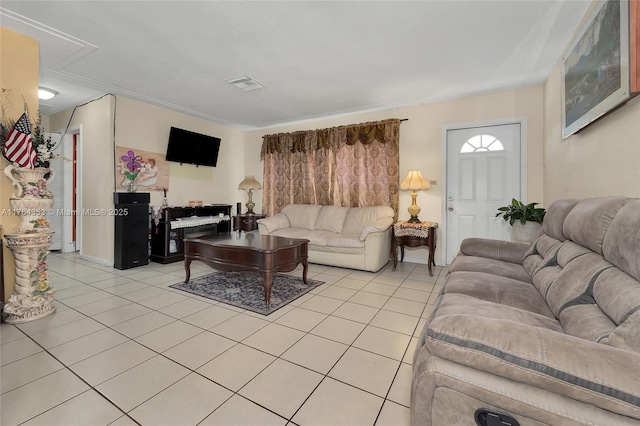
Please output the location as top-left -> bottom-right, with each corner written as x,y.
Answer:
496,198 -> 546,243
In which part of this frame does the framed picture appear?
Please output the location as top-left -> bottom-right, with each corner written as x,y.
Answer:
115,146 -> 170,191
562,0 -> 630,139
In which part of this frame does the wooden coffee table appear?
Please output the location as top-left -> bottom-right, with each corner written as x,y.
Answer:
184,232 -> 309,305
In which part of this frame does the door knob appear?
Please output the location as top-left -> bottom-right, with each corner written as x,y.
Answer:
448,197 -> 453,201
448,207 -> 454,211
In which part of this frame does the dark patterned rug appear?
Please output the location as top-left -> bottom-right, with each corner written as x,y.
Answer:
169,271 -> 324,315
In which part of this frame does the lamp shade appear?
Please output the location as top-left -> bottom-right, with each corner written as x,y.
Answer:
238,175 -> 262,191
400,170 -> 430,191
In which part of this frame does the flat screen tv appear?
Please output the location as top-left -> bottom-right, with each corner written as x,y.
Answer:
165,127 -> 221,167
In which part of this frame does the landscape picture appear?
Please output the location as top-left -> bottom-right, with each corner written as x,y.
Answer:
563,0 -> 630,138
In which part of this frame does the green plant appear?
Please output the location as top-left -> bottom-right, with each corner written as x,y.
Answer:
496,199 -> 546,225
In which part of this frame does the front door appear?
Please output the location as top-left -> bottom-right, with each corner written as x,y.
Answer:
445,123 -> 522,263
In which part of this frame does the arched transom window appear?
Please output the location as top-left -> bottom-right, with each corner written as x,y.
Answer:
461,134 -> 504,153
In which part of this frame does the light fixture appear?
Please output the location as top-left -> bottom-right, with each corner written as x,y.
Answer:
400,170 -> 431,223
238,175 -> 262,215
38,87 -> 58,100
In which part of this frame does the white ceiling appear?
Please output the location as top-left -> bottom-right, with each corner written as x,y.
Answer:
1,1 -> 591,130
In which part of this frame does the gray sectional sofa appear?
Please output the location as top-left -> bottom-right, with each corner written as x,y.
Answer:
257,204 -> 394,272
412,196 -> 640,425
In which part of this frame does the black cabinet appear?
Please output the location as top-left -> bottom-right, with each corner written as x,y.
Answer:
150,204 -> 231,264
114,192 -> 150,270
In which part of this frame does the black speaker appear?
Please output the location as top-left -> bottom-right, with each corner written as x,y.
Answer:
114,192 -> 150,204
114,192 -> 150,270
237,202 -> 242,215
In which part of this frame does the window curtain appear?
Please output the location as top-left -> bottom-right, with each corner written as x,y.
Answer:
260,118 -> 400,218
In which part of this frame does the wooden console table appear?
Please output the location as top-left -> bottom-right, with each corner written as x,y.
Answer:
391,221 -> 438,276
150,204 -> 231,264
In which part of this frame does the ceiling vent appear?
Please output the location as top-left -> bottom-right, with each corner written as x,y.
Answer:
226,75 -> 264,92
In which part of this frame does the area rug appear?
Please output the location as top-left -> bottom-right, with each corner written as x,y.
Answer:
170,271 -> 324,315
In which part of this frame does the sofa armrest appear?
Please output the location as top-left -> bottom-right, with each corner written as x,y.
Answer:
459,238 -> 529,264
257,213 -> 290,234
359,217 -> 393,241
425,314 -> 640,419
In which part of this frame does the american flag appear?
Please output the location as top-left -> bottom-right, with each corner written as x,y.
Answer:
4,113 -> 36,168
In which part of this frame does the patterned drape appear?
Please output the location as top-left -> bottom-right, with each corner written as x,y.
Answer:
260,118 -> 400,218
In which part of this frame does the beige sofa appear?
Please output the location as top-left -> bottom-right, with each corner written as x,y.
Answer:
412,196 -> 640,425
257,204 -> 394,272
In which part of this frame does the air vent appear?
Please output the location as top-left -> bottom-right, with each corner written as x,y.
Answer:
226,75 -> 264,92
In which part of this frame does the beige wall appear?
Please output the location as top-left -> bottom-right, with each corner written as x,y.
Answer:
245,86 -> 545,264
115,98 -> 246,207
49,96 -> 115,264
49,96 -> 245,265
0,27 -> 39,301
543,60 -> 640,201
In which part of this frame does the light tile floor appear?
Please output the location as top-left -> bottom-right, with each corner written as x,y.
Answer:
0,253 -> 447,426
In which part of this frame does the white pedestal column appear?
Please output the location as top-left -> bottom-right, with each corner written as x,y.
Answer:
3,232 -> 55,323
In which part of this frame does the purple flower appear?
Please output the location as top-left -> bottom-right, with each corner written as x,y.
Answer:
121,150 -> 142,173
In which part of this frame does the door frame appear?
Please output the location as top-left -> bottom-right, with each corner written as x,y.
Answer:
59,125 -> 82,254
441,117 -> 528,265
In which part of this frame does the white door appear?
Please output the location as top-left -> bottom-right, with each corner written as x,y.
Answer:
445,123 -> 522,263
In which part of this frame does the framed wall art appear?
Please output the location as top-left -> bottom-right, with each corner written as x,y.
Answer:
562,0 -> 630,139
115,146 -> 170,191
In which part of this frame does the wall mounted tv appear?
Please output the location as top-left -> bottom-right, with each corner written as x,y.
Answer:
165,127 -> 221,167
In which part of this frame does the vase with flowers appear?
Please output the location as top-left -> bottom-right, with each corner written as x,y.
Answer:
1,91 -> 58,323
118,150 -> 145,192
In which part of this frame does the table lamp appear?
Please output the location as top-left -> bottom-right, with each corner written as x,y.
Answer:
238,175 -> 262,215
400,170 -> 431,223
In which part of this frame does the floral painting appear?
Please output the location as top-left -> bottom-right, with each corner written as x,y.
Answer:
115,146 -> 169,191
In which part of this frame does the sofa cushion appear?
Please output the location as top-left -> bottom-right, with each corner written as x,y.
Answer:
590,267 -> 640,352
563,197 -> 629,255
359,216 -> 393,241
444,271 -> 554,318
540,198 -> 579,241
271,228 -> 346,247
433,294 -> 563,332
326,233 -> 364,248
448,255 -> 531,283
315,206 -> 350,233
424,314 -> 640,419
271,227 -> 312,240
343,206 -> 394,234
282,204 -> 323,230
603,199 -> 640,282
460,238 -> 529,264
303,230 -> 339,247
256,213 -> 290,233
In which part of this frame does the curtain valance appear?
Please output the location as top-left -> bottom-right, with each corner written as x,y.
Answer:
261,118 -> 400,158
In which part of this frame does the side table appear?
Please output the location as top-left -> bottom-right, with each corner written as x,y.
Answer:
233,213 -> 266,232
391,221 -> 438,276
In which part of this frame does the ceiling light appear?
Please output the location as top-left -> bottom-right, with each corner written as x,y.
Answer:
38,87 -> 58,100
226,76 -> 264,92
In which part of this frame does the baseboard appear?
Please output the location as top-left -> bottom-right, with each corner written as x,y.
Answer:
78,253 -> 113,268
400,256 -> 430,265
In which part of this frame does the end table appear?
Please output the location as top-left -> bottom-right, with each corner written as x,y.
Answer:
233,213 -> 266,232
391,221 -> 438,276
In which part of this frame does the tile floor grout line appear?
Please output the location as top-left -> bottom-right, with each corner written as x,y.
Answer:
10,255 -> 439,424
3,323 -> 141,426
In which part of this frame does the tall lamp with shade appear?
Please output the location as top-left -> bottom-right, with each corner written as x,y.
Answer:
238,176 -> 262,215
400,170 -> 431,223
